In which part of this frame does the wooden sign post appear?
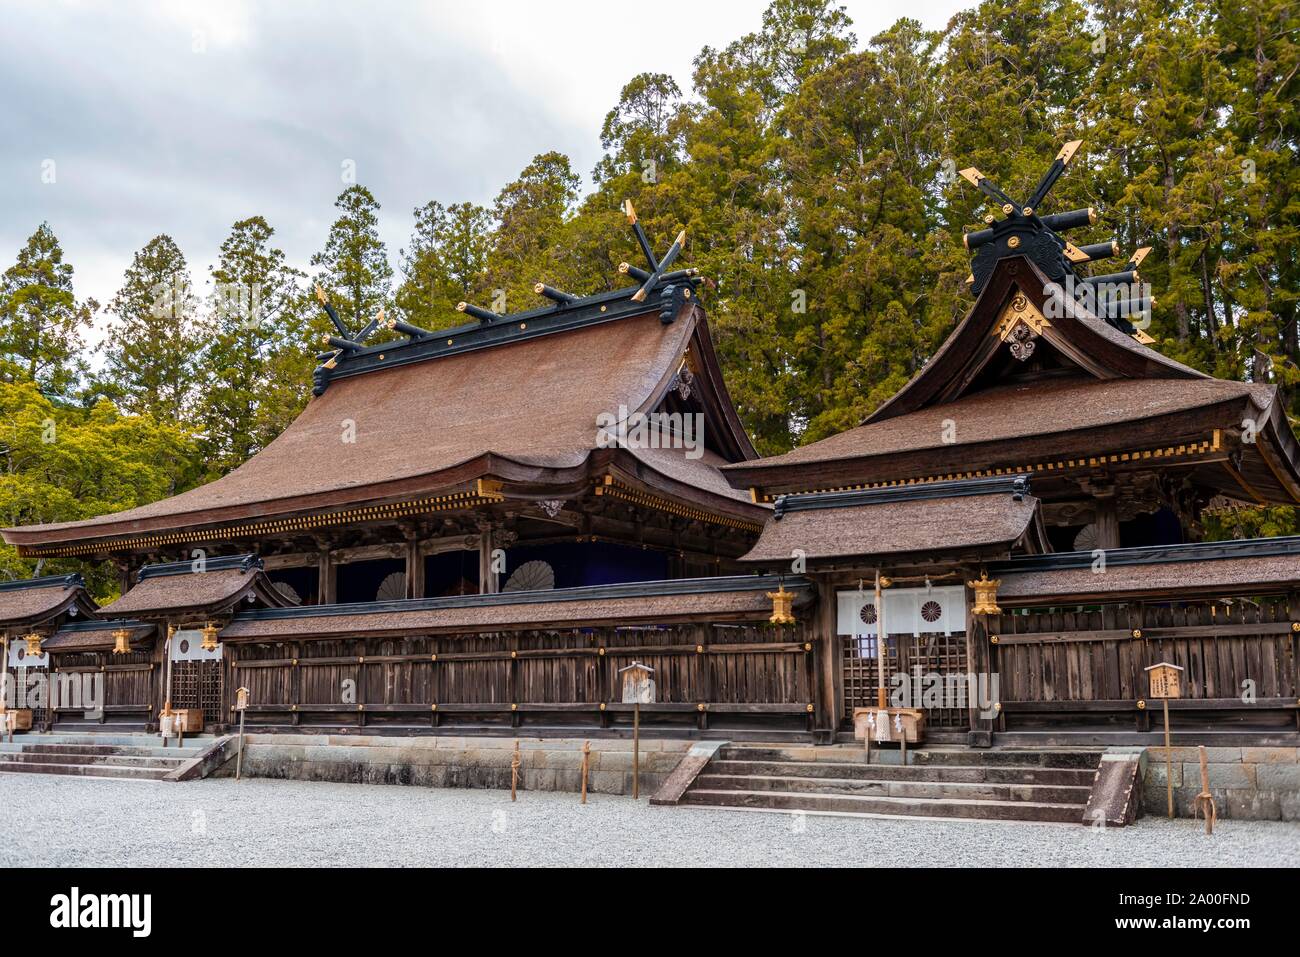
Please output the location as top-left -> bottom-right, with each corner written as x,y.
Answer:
618,662 -> 656,799
234,686 -> 250,781
1145,662 -> 1184,818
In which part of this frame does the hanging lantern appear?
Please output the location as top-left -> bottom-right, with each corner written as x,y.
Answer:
766,584 -> 796,625
201,622 -> 220,652
24,633 -> 43,656
967,572 -> 1002,616
112,628 -> 132,655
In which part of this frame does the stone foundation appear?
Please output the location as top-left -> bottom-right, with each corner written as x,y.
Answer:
1141,747 -> 1300,821
214,734 -> 691,797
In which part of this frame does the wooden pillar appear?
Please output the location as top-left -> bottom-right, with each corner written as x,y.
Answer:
965,597 -> 995,748
405,535 -> 424,600
116,559 -> 134,597
1093,491 -> 1121,550
317,546 -> 336,605
150,623 -> 168,734
478,526 -> 498,594
814,577 -> 840,745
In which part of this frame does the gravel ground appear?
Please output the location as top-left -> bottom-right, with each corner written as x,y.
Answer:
1,775 -> 1297,867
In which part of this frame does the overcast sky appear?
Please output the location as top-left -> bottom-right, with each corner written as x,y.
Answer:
1,0 -> 970,341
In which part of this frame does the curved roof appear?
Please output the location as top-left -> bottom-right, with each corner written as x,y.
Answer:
738,478 -> 1048,565
0,574 -> 97,629
5,303 -> 764,554
724,255 -> 1300,504
97,555 -> 296,619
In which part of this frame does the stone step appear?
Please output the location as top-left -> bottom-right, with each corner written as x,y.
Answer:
717,745 -> 1102,769
0,758 -> 172,781
708,759 -> 1096,786
681,787 -> 1086,823
0,742 -> 203,759
695,773 -> 1091,805
16,734 -> 210,746
0,751 -> 186,770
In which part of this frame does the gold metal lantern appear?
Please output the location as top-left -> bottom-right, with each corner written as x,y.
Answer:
112,628 -> 132,655
24,633 -> 43,656
967,572 -> 1002,616
201,622 -> 220,652
767,584 -> 796,625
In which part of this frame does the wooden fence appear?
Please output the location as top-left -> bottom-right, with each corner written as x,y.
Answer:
985,592 -> 1300,733
225,620 -> 816,734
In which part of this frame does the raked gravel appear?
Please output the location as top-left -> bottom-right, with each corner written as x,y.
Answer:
0,774 -> 1296,867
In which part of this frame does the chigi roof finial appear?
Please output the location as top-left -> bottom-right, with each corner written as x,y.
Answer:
959,141 -> 1156,344
309,205 -> 704,395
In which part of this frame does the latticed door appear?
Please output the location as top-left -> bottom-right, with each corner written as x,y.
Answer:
172,660 -> 223,726
841,632 -> 970,729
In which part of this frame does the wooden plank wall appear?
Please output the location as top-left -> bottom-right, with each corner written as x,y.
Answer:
988,592 -> 1300,731
48,650 -> 154,727
224,619 -> 815,734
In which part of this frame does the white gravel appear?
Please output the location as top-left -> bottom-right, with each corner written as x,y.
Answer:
1,775 -> 1296,867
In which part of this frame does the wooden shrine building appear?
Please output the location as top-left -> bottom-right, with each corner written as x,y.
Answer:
3,152 -> 1300,745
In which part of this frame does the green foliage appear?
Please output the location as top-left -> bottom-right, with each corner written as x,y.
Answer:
0,223 -> 93,398
0,381 -> 199,599
484,152 -> 583,313
196,216 -> 315,479
95,234 -> 202,422
3,0 -> 1300,561
311,185 -> 393,330
395,201 -> 491,331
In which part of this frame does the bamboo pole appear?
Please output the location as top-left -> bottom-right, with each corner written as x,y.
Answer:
1163,697 -> 1173,819
633,702 -> 640,800
580,740 -> 590,804
235,707 -> 246,781
511,740 -> 520,801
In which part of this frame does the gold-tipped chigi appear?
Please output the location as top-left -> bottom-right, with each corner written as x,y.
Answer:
623,198 -> 637,224
314,283 -> 328,304
958,167 -> 984,187
1056,139 -> 1083,165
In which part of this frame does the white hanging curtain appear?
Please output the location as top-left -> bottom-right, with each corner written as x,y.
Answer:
170,628 -> 223,662
836,585 -> 967,639
7,640 -> 46,668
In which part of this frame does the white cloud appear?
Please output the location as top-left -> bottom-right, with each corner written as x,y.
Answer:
0,0 -> 970,350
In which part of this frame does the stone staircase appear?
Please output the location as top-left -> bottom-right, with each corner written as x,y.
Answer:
677,744 -> 1103,823
0,734 -> 210,781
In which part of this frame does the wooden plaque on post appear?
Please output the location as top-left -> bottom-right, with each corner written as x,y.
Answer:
1145,662 -> 1184,699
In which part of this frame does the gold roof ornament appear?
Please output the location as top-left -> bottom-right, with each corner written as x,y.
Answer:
767,584 -> 796,625
201,622 -> 220,652
112,628 -> 132,655
967,572 -> 1002,616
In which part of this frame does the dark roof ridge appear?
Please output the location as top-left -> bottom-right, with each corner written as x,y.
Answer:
772,475 -> 1030,520
58,618 -> 153,633
232,573 -> 812,623
316,278 -> 702,394
0,573 -> 85,593
137,554 -> 262,580
991,535 -> 1300,573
